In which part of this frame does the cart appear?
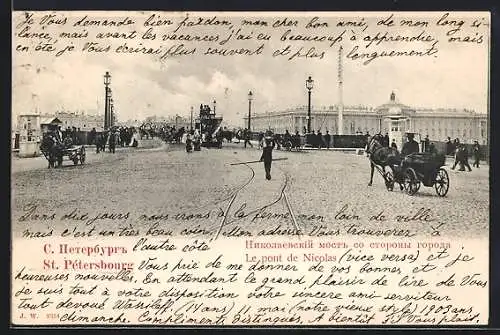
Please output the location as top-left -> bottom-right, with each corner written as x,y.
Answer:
40,143 -> 86,168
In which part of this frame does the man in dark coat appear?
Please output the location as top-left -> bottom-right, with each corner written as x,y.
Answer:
260,130 -> 276,180
391,139 -> 398,150
401,133 -> 419,156
317,130 -> 324,149
472,141 -> 481,168
445,137 -> 453,155
423,135 -> 430,152
451,144 -> 472,171
108,129 -> 117,154
324,130 -> 331,149
383,133 -> 390,147
89,127 -> 96,145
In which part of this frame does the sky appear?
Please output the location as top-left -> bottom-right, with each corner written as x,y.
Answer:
12,11 -> 490,127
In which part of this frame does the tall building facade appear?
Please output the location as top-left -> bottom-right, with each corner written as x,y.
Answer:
247,93 -> 488,146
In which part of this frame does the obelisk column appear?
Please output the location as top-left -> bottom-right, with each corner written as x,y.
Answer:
338,46 -> 344,135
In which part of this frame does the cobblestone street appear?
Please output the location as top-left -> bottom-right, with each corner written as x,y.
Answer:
12,143 -> 489,239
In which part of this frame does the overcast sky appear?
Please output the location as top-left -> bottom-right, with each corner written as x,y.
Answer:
12,11 -> 490,127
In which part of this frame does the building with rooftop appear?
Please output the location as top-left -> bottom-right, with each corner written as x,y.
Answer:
247,92 -> 488,149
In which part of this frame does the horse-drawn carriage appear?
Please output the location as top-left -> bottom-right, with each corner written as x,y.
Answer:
278,133 -> 302,152
367,134 -> 449,197
40,134 -> 86,168
383,152 -> 449,197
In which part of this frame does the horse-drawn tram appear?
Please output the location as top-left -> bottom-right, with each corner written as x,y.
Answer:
196,103 -> 223,148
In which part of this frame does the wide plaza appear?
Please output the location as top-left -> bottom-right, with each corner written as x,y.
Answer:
11,143 -> 489,239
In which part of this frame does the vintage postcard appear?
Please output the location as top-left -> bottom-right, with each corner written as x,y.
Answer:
11,11 -> 490,327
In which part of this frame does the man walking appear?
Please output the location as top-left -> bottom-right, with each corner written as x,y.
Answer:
473,141 -> 481,168
452,144 -> 472,171
244,128 -> 253,148
260,130 -> 275,180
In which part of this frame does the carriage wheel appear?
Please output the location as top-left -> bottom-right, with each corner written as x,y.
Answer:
434,168 -> 449,197
403,168 -> 420,196
285,141 -> 292,151
384,170 -> 395,191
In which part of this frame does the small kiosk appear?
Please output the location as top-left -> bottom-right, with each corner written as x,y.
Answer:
380,92 -> 421,152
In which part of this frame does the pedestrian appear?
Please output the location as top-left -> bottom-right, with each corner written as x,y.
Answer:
452,144 -> 472,171
108,129 -> 116,154
95,133 -> 101,153
424,135 -> 430,152
260,130 -> 276,180
186,132 -> 193,153
317,130 -> 324,149
461,145 -> 472,172
391,139 -> 397,150
244,128 -> 253,148
89,127 -> 96,145
445,137 -> 453,155
451,145 -> 461,170
473,141 -> 481,168
383,133 -> 390,147
324,130 -> 331,149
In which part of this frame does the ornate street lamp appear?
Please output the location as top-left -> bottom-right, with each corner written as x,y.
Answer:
306,76 -> 314,133
190,106 -> 194,130
248,91 -> 253,131
103,71 -> 111,130
109,98 -> 114,128
108,89 -> 113,129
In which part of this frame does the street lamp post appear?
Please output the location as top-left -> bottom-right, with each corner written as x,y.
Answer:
248,91 -> 253,131
190,106 -> 194,131
109,98 -> 114,128
103,71 -> 111,130
213,99 -> 217,114
306,76 -> 314,133
108,89 -> 113,128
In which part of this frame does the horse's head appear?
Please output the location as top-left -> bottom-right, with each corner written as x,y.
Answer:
366,134 -> 384,154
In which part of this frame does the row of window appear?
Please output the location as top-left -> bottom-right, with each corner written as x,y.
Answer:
253,116 -> 486,139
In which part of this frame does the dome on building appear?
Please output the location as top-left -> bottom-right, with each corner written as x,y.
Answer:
375,92 -> 415,116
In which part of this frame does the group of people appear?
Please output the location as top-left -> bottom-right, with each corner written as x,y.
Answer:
141,123 -> 187,144
185,130 -> 202,152
89,126 -> 137,150
445,137 -> 481,170
306,130 -> 332,149
450,140 -> 482,171
44,126 -> 81,149
90,126 -> 140,154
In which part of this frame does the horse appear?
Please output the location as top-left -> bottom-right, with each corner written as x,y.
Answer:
220,129 -> 235,143
366,134 -> 401,186
40,134 -> 63,168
